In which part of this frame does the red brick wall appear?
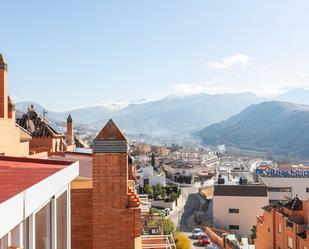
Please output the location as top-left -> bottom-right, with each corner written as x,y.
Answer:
92,152 -> 141,249
71,188 -> 92,249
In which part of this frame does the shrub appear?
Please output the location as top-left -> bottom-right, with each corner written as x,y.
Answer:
176,233 -> 191,249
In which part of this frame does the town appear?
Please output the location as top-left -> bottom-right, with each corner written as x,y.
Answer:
2,54 -> 309,249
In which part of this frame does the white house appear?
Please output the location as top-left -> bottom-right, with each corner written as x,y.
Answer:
0,156 -> 79,249
213,177 -> 268,237
137,164 -> 166,188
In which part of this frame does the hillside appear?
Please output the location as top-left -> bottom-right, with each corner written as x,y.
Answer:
17,92 -> 259,135
197,101 -> 309,158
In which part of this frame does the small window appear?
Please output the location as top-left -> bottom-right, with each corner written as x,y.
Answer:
287,220 -> 294,229
229,208 -> 239,213
229,225 -> 239,230
306,188 -> 309,193
278,223 -> 282,233
268,187 -> 292,192
288,237 -> 293,248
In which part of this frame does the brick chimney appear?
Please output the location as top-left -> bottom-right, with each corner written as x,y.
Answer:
66,114 -> 74,145
92,119 -> 141,249
8,96 -> 15,121
0,54 -> 8,119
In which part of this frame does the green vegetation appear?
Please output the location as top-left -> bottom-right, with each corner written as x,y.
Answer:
175,233 -> 191,249
144,185 -> 154,198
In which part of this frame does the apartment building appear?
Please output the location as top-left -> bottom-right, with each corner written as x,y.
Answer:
258,164 -> 309,202
213,176 -> 269,237
255,197 -> 309,249
0,156 -> 79,249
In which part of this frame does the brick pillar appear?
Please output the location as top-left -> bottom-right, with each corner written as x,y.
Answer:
0,54 -> 8,119
66,114 -> 74,145
92,119 -> 141,249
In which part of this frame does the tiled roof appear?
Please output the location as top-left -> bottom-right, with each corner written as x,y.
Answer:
284,197 -> 303,211
0,156 -> 71,204
16,107 -> 64,138
95,119 -> 126,141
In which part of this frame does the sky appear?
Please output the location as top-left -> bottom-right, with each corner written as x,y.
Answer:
1,0 -> 309,111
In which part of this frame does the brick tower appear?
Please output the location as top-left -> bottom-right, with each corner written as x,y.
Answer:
92,119 -> 142,249
0,54 -> 8,119
66,114 -> 74,145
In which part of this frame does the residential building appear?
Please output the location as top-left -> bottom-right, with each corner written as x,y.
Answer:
0,54 -> 31,157
257,163 -> 309,203
0,156 -> 79,249
213,175 -> 268,237
255,197 -> 309,249
137,163 -> 166,188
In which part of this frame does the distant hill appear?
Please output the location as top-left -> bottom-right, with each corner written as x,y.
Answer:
197,101 -> 309,159
16,92 -> 260,135
276,88 -> 309,105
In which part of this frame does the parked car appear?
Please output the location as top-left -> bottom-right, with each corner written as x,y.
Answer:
205,243 -> 220,249
198,233 -> 211,245
192,228 -> 203,239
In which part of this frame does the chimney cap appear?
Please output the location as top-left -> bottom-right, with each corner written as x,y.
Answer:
67,113 -> 73,123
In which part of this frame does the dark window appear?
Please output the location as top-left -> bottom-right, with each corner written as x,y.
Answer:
286,220 -> 294,229
306,188 -> 309,193
229,208 -> 239,213
268,187 -> 292,192
229,225 -> 239,230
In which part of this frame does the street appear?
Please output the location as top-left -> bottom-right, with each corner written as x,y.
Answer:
169,186 -> 218,248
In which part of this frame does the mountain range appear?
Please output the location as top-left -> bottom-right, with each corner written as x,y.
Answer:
197,101 -> 309,159
16,92 -> 260,135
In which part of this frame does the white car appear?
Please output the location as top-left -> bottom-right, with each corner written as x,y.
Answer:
192,228 -> 202,239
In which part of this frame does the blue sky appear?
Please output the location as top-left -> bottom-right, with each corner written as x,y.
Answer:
1,1 -> 309,111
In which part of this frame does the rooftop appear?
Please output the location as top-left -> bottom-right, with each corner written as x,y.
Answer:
0,156 -> 72,204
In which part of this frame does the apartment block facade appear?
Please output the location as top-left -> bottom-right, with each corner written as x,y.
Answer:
255,197 -> 309,249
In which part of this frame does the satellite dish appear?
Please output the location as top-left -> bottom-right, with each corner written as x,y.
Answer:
26,119 -> 35,133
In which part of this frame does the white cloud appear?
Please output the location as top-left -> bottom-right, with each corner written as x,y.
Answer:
172,82 -> 232,95
247,86 -> 285,97
298,72 -> 308,77
207,54 -> 253,70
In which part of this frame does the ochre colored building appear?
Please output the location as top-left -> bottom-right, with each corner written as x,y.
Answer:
255,197 -> 309,249
71,119 -> 142,249
0,54 -> 31,156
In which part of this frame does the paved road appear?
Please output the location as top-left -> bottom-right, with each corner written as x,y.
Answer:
169,185 -> 219,248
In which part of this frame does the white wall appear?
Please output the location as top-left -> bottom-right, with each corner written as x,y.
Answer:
213,195 -> 269,237
261,177 -> 309,200
149,174 -> 166,186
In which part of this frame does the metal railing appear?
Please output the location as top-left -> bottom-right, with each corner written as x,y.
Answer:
141,234 -> 176,249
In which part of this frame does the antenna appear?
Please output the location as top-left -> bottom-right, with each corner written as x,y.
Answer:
43,109 -> 48,122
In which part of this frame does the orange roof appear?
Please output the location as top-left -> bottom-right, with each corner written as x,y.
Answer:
0,156 -> 72,204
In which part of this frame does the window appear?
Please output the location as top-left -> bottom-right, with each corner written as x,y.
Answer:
229,208 -> 239,213
278,223 -> 282,233
57,191 -> 67,249
306,188 -> 309,193
35,202 -> 51,249
288,236 -> 293,248
287,220 -> 294,229
268,187 -> 292,192
229,225 -> 239,230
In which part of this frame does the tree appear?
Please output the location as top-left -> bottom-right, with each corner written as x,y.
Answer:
161,218 -> 176,235
169,192 -> 178,202
145,185 -> 153,197
250,225 -> 257,244
176,233 -> 191,249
